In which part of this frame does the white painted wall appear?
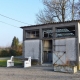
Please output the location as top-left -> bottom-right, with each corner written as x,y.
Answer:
24,40 -> 40,59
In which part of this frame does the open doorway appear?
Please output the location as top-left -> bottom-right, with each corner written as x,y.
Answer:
42,40 -> 52,63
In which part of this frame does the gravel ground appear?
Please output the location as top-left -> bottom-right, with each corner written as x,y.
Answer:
0,66 -> 80,80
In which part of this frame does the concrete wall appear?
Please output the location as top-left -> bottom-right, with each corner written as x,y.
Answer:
66,38 -> 76,61
78,23 -> 80,43
24,40 -> 40,60
23,21 -> 78,40
78,23 -> 80,69
78,23 -> 80,57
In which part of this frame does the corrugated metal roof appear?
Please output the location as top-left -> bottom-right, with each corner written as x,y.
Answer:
20,20 -> 80,28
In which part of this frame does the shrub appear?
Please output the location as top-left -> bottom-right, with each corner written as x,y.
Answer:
0,49 -> 22,57
31,59 -> 39,65
0,50 -> 9,57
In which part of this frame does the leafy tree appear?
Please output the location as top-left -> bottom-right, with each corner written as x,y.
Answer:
11,36 -> 22,56
9,49 -> 17,56
16,43 -> 22,56
11,36 -> 19,50
36,0 -> 80,24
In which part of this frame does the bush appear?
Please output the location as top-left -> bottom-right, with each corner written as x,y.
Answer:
16,51 -> 22,56
0,49 -> 22,57
0,50 -> 9,57
31,59 -> 39,65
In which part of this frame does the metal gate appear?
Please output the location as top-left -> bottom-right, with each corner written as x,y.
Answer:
53,39 -> 66,65
53,38 -> 76,72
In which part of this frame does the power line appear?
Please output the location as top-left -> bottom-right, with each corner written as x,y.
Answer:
0,13 -> 30,25
0,20 -> 21,29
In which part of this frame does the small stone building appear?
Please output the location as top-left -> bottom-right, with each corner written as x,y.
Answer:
21,20 -> 80,73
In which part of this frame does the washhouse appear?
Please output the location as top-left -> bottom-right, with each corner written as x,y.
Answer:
21,20 -> 80,73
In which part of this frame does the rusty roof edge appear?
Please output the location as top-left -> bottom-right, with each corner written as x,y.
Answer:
20,20 -> 80,28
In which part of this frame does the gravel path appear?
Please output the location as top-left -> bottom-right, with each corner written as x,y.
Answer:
0,66 -> 80,80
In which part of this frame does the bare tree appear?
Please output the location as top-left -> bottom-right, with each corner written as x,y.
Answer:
36,0 -> 71,24
36,0 -> 80,24
71,0 -> 74,20
74,0 -> 80,20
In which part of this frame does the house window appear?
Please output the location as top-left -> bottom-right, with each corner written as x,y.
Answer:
43,29 -> 53,38
56,26 -> 75,37
26,30 -> 39,38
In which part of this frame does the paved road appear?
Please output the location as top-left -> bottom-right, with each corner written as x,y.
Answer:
0,66 -> 80,80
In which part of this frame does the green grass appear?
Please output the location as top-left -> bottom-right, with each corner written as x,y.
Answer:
0,58 -> 23,67
0,60 -> 7,67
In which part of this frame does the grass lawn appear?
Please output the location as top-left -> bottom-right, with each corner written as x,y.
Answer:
0,58 -> 23,67
0,60 -> 7,67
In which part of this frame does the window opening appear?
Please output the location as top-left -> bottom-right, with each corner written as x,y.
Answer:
26,30 -> 39,38
43,29 -> 53,38
56,26 -> 75,37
